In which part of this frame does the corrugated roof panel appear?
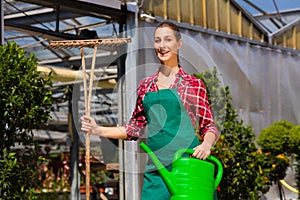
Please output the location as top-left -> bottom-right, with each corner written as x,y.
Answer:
166,0 -> 178,22
194,0 -> 205,27
252,25 -> 264,41
207,0 -> 219,31
272,22 -> 300,50
141,0 -> 268,42
242,18 -> 253,39
297,25 -> 300,49
286,28 -> 295,48
230,5 -> 242,37
219,0 -> 231,33
180,0 -> 191,24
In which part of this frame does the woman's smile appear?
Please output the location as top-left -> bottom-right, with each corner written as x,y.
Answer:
158,49 -> 170,57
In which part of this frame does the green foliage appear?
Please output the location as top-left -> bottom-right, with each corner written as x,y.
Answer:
0,42 -> 52,199
296,155 -> 300,200
0,147 -> 44,199
290,125 -> 300,200
288,125 -> 300,154
194,67 -> 290,200
258,120 -> 294,155
0,41 -> 52,151
259,122 -> 300,199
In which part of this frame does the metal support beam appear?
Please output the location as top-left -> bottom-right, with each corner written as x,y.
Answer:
55,0 -> 60,32
117,13 -> 126,200
70,84 -> 80,200
18,0 -> 129,20
0,0 -> 4,45
118,7 -> 143,200
5,21 -> 87,40
4,10 -> 82,25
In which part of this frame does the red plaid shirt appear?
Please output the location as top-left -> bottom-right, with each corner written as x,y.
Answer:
125,67 -> 219,141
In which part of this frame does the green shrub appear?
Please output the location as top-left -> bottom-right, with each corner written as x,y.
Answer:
0,41 -> 52,151
0,148 -> 43,199
258,121 -> 300,199
258,120 -> 294,155
289,125 -> 300,154
289,125 -> 300,199
0,42 -> 52,199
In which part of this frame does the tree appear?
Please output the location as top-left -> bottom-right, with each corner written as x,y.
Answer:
0,42 -> 52,199
0,41 -> 52,151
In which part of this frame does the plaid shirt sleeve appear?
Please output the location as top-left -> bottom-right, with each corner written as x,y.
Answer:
177,68 -> 219,141
124,76 -> 153,140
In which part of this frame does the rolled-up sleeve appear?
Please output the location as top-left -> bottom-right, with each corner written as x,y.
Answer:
124,81 -> 148,140
181,75 -> 219,142
195,80 -> 220,141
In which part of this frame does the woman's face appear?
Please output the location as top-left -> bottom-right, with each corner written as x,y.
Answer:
154,27 -> 182,66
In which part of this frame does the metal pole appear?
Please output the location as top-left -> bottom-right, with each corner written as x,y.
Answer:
117,10 -> 125,200
70,84 -> 80,200
121,3 -> 141,200
55,0 -> 60,32
0,0 -> 4,45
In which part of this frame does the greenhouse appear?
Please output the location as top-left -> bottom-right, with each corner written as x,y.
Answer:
1,0 -> 300,199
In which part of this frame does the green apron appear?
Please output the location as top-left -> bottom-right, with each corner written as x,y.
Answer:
141,79 -> 200,200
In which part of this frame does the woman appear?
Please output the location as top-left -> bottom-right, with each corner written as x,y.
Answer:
81,21 -> 219,199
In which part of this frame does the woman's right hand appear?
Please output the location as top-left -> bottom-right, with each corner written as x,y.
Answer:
81,115 -> 98,134
81,115 -> 127,139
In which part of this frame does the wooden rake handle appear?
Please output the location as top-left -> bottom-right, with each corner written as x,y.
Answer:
81,45 -> 98,200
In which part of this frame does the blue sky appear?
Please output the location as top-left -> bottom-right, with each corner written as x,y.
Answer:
236,0 -> 300,14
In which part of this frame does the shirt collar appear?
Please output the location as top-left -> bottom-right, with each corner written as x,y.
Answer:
148,65 -> 191,83
177,66 -> 193,82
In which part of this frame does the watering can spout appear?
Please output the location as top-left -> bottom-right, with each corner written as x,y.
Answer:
139,142 -> 177,195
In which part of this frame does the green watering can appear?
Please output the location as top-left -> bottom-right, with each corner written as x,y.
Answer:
140,142 -> 223,200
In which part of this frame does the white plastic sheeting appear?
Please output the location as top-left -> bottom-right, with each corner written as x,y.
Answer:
198,36 -> 300,135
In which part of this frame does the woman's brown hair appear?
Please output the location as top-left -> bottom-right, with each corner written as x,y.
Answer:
155,21 -> 182,42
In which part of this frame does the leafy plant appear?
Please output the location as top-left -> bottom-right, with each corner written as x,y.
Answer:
258,120 -> 294,155
289,125 -> 300,199
0,42 -> 52,199
259,122 -> 300,199
0,146 -> 44,199
288,125 -> 300,155
0,41 -> 52,151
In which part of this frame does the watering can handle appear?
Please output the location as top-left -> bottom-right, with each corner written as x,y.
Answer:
174,149 -> 223,190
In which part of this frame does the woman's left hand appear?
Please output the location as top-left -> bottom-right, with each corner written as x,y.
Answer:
192,143 -> 212,160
